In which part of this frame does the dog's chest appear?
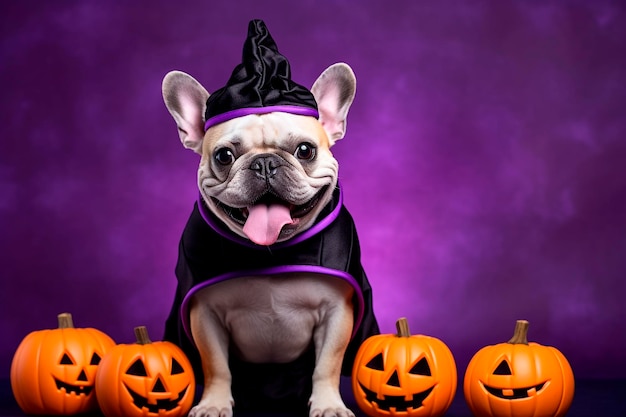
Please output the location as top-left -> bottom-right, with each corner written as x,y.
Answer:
192,273 -> 353,363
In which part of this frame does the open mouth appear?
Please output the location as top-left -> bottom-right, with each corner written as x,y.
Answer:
482,381 -> 547,399
54,378 -> 93,396
124,385 -> 188,413
358,382 -> 434,412
212,185 -> 328,225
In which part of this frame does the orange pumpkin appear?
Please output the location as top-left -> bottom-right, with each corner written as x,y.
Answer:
352,318 -> 457,417
463,320 -> 574,417
10,312 -> 116,415
95,326 -> 195,417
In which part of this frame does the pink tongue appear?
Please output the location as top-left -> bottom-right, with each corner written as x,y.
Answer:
243,204 -> 294,246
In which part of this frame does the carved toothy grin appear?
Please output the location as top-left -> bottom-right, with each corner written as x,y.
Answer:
359,382 -> 434,412
482,381 -> 547,399
54,378 -> 93,396
124,385 -> 188,413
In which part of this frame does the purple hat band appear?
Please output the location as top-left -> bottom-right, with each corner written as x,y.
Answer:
204,105 -> 319,131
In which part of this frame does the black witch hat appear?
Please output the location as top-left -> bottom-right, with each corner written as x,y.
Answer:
204,20 -> 319,131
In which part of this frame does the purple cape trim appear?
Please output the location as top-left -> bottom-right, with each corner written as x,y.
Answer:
180,265 -> 365,345
204,105 -> 319,131
196,187 -> 343,249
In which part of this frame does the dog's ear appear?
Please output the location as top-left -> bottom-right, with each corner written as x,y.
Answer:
311,63 -> 356,146
162,71 -> 209,154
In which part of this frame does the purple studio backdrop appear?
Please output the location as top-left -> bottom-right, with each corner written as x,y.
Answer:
1,1 -> 625,379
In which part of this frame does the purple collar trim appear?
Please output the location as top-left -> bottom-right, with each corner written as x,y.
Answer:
180,265 -> 365,345
204,105 -> 319,131
197,187 -> 343,250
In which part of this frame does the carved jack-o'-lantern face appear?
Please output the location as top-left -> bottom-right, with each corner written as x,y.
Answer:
352,318 -> 457,416
10,313 -> 116,415
96,326 -> 195,417
479,356 -> 548,400
463,320 -> 575,417
358,353 -> 436,412
53,349 -> 102,397
122,355 -> 190,413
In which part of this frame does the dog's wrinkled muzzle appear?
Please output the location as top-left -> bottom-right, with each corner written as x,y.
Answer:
212,184 -> 328,246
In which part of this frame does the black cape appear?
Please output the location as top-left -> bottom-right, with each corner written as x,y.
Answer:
164,187 -> 379,410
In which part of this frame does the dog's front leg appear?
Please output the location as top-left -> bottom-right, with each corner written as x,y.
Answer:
309,301 -> 355,417
188,301 -> 234,417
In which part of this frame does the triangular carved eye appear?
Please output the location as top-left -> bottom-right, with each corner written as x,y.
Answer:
409,357 -> 431,376
365,353 -> 385,371
126,359 -> 148,376
493,360 -> 512,375
171,358 -> 184,375
90,353 -> 101,365
60,353 -> 74,365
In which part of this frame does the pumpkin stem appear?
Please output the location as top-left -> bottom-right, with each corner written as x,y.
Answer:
57,313 -> 74,329
134,326 -> 152,345
507,320 -> 529,345
395,317 -> 411,337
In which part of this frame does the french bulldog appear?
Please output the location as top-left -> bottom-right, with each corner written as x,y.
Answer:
163,63 -> 359,417
161,20 -> 378,417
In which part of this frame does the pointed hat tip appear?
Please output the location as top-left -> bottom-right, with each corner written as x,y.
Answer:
204,20 -> 318,130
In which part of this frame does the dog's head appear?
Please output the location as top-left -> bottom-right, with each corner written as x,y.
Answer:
162,63 -> 356,245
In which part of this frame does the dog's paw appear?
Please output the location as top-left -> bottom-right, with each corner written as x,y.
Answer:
188,401 -> 233,417
309,406 -> 355,417
309,393 -> 355,417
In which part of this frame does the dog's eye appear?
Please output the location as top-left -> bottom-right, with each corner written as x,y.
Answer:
214,148 -> 235,166
294,143 -> 316,161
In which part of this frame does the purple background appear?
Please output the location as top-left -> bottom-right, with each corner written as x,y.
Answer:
2,1 -> 625,380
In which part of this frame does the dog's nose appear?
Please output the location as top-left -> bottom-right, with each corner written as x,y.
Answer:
250,155 -> 281,179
